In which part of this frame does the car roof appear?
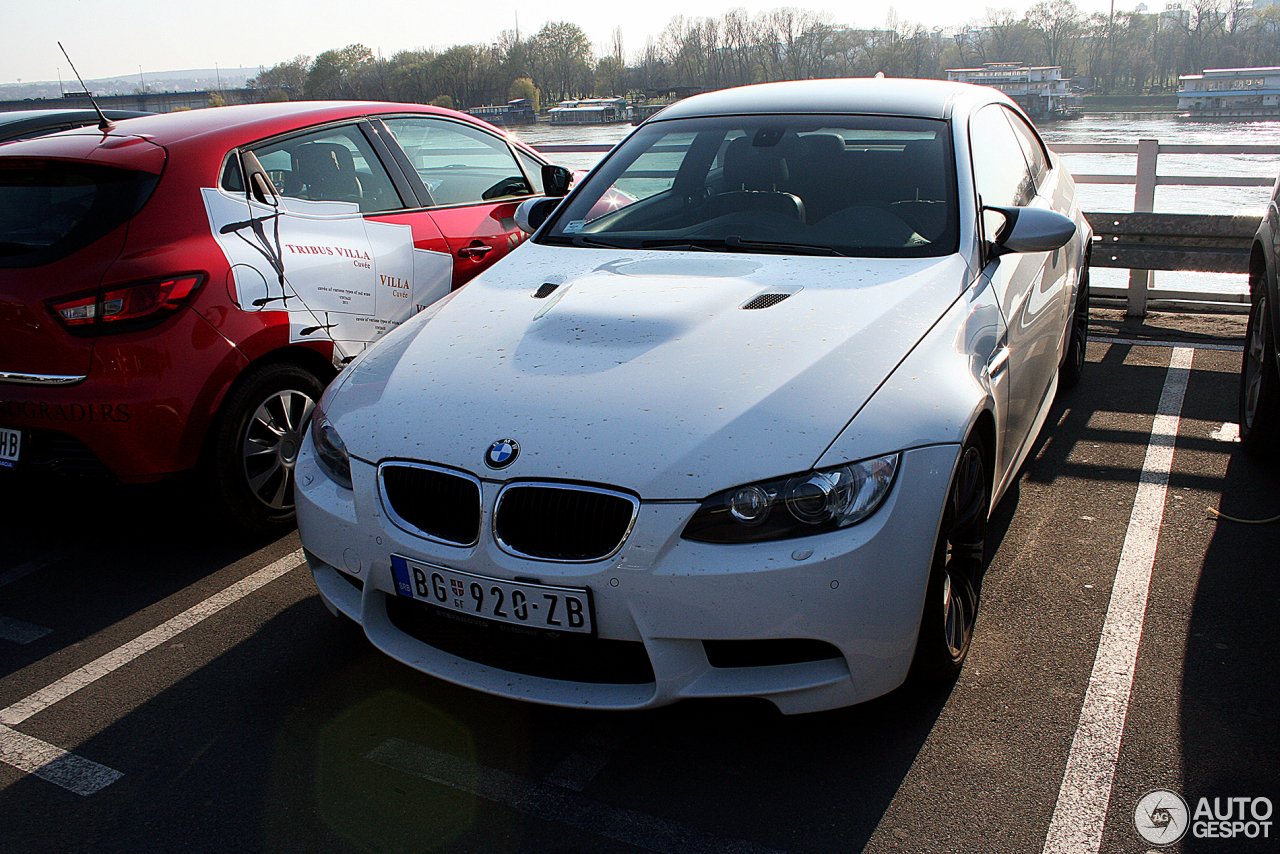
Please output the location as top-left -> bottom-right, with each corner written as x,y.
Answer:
651,78 -> 1006,122
56,101 -> 507,151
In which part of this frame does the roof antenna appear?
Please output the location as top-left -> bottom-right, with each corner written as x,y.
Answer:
57,41 -> 114,132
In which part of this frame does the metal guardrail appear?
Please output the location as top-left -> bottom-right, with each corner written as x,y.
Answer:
1089,212 -> 1260,272
1089,211 -> 1261,314
1062,140 -> 1278,315
534,139 -> 1279,316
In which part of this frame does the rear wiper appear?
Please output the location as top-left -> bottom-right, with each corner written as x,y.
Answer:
724,235 -> 845,257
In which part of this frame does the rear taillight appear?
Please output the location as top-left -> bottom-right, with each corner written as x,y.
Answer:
50,274 -> 204,332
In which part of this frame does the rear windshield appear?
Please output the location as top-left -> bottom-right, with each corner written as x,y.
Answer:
0,159 -> 159,268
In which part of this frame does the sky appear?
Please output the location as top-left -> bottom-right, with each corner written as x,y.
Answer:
7,0 -> 1140,85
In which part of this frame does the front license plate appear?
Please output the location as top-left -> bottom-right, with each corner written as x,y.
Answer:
390,555 -> 594,635
0,427 -> 19,469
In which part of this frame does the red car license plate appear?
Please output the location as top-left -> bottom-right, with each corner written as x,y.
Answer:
0,427 -> 19,468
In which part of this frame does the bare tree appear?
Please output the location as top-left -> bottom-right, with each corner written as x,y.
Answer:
530,21 -> 594,101
1026,0 -> 1083,67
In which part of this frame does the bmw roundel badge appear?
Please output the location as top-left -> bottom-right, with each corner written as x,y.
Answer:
485,438 -> 520,469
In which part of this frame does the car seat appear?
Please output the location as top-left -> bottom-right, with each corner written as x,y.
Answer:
291,142 -> 363,203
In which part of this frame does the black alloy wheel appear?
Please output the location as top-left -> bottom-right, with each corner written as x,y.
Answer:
1240,289 -> 1280,456
1060,262 -> 1090,389
910,440 -> 989,683
210,361 -> 324,534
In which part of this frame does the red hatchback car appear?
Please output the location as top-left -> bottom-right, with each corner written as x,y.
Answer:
0,101 -> 567,531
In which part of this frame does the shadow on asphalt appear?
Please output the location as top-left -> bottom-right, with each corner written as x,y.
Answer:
1180,448 -> 1280,853
0,472 -> 292,680
0,588 -> 961,854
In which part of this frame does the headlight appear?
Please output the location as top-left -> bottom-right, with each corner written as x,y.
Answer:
310,407 -> 352,489
682,454 -> 900,543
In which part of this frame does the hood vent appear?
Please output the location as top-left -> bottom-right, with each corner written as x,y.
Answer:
533,283 -> 559,299
741,293 -> 793,310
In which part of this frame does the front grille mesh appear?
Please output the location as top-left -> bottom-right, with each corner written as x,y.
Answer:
381,464 -> 481,545
496,485 -> 636,561
386,595 -> 655,684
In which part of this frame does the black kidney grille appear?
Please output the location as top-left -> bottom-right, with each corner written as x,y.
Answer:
381,464 -> 481,545
496,485 -> 636,561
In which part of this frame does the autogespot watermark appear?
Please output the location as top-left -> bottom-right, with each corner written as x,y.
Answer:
1134,789 -> 1274,846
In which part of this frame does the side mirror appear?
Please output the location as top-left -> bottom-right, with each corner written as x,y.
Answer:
542,164 -> 572,198
242,150 -> 279,207
514,197 -> 561,235
984,205 -> 1075,255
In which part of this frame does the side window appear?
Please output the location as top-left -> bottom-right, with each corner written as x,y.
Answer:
969,105 -> 1035,208
382,117 -> 533,207
220,152 -> 244,194
1004,109 -> 1050,188
516,149 -> 546,195
616,130 -> 697,200
244,125 -> 403,213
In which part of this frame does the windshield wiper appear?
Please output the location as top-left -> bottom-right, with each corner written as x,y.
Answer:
637,238 -> 728,252
723,235 -> 846,257
570,233 -> 634,249
637,235 -> 844,256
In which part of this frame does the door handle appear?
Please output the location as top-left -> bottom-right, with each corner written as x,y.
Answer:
458,243 -> 494,259
988,344 -> 1011,377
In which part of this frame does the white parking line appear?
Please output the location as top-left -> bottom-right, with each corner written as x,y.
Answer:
1042,347 -> 1193,854
0,549 -> 303,727
0,551 -> 70,590
0,615 -> 52,645
1092,336 -> 1242,353
0,548 -> 303,795
0,723 -> 121,796
367,737 -> 783,854
545,721 -> 633,792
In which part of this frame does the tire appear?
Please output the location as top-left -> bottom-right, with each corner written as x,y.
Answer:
909,439 -> 990,684
1240,290 -> 1280,457
210,362 -> 323,535
1060,261 -> 1090,389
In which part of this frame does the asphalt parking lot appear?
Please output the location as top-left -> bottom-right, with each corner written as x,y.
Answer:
1,312 -> 1277,854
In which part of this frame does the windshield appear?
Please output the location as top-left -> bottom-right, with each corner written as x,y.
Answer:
541,114 -> 958,258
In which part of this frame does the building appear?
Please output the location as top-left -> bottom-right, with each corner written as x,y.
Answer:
466,99 -> 537,126
0,89 -> 248,114
1178,66 -> 1280,119
548,98 -> 628,125
1160,4 -> 1192,26
946,63 -> 1083,120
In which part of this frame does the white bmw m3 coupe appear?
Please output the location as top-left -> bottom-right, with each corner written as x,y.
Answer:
296,78 -> 1093,714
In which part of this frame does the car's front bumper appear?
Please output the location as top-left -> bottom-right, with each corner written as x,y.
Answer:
297,441 -> 960,714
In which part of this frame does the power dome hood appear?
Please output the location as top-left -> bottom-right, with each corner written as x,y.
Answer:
326,243 -> 970,499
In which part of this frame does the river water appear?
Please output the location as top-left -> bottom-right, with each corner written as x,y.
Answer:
510,115 -> 1280,297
